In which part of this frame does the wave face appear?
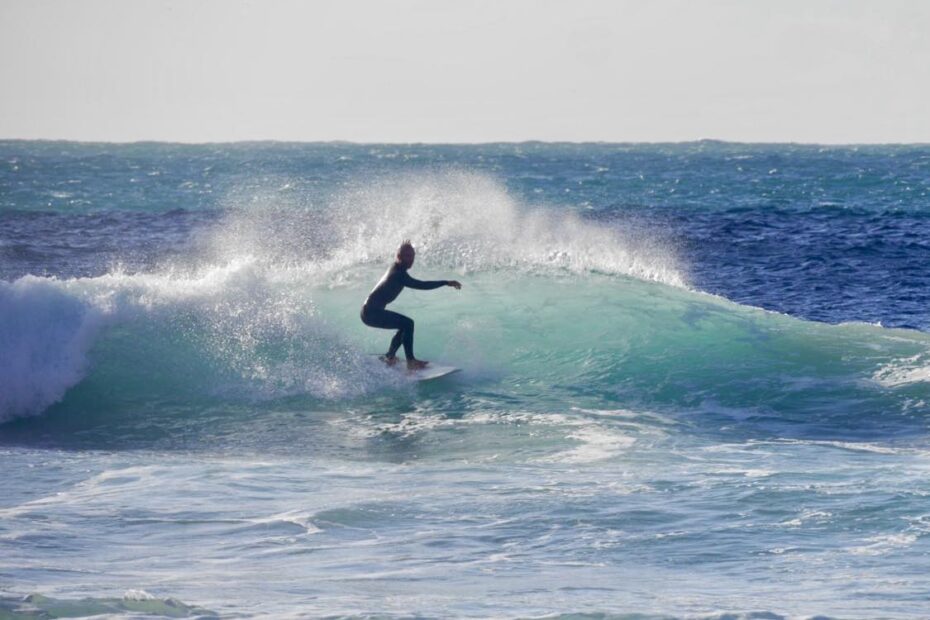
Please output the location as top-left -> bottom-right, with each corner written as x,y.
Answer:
2,141 -> 930,619
0,167 -> 692,425
2,163 -> 926,432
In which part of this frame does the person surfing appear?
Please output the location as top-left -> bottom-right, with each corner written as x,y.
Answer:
361,240 -> 462,370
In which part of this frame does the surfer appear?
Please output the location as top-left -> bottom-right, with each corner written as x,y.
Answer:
361,240 -> 462,370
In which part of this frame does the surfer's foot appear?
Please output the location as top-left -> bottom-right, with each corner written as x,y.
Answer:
380,354 -> 399,366
407,359 -> 429,370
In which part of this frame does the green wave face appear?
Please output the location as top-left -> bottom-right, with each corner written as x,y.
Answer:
2,170 -> 929,451
7,266 -> 927,453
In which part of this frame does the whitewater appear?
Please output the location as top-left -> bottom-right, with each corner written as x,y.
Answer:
2,141 -> 930,619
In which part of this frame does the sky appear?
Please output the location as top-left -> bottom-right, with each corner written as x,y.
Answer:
1,0 -> 929,143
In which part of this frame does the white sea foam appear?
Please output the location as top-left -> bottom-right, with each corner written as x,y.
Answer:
0,277 -> 109,422
541,425 -> 636,464
849,532 -> 919,555
872,353 -> 930,387
342,407 -> 643,464
250,510 -> 322,535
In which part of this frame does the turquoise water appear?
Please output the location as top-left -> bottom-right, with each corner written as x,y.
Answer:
2,142 -> 930,618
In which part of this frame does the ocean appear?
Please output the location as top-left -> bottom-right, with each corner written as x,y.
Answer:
1,141 -> 929,619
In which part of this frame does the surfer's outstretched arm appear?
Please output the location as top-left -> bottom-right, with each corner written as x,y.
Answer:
403,273 -> 462,291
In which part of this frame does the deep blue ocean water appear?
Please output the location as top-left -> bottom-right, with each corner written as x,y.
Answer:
1,141 -> 930,619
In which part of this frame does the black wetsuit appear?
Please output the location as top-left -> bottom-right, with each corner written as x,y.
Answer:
361,263 -> 448,360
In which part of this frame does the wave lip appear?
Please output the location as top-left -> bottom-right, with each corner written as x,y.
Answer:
0,276 -> 107,422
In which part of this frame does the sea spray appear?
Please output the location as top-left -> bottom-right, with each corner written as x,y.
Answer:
204,170 -> 688,286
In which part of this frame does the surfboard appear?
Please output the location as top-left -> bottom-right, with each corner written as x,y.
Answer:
407,364 -> 460,382
374,355 -> 460,381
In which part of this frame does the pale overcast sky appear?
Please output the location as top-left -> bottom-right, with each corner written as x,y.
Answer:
1,0 -> 928,143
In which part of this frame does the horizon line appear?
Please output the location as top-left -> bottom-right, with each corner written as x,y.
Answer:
2,137 -> 930,148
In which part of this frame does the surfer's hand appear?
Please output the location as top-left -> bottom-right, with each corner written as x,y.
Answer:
447,280 -> 462,290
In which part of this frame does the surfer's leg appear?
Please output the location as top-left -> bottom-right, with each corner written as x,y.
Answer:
387,328 -> 404,358
362,307 -> 415,360
402,317 -> 414,360
387,313 -> 427,368
380,311 -> 414,360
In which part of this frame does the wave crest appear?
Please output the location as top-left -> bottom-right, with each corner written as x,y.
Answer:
205,170 -> 687,287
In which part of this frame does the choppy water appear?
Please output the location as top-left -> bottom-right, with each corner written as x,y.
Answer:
2,141 -> 930,619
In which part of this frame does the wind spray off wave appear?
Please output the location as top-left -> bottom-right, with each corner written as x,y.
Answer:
207,170 -> 688,285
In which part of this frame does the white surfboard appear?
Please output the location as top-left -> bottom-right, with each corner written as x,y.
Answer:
374,355 -> 460,382
407,364 -> 460,382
